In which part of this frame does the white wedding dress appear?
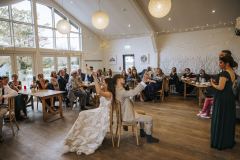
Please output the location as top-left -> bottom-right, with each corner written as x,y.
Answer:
63,97 -> 111,155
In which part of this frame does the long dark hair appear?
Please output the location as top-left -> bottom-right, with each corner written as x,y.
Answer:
219,54 -> 238,68
112,74 -> 125,105
104,78 -> 115,105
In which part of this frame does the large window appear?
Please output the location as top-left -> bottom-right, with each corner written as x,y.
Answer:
12,0 -> 32,23
38,27 -> 54,49
42,57 -> 54,80
0,21 -> 11,46
13,23 -> 34,47
70,57 -> 80,71
16,56 -> 33,87
56,31 -> 68,50
0,1 -> 82,50
0,6 -> 9,19
57,57 -> 68,70
0,56 -> 12,78
36,3 -> 52,27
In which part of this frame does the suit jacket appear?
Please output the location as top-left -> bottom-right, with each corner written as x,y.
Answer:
58,76 -> 68,91
80,73 -> 86,82
115,83 -> 146,122
87,74 -> 94,83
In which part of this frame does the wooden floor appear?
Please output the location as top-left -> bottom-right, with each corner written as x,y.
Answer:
0,96 -> 239,160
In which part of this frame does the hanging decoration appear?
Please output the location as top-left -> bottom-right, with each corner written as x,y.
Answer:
148,0 -> 171,18
92,0 -> 109,30
56,0 -> 71,34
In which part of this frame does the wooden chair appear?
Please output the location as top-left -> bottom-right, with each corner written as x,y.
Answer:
114,100 -> 139,147
4,97 -> 20,136
109,101 -> 115,147
156,78 -> 167,102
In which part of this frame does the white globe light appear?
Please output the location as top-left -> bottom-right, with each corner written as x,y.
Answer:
56,19 -> 71,34
148,0 -> 171,18
92,11 -> 109,30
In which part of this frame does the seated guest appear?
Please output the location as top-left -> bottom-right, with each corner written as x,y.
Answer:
178,68 -> 196,94
127,69 -> 141,89
103,68 -> 108,76
113,74 -> 159,143
67,70 -> 87,110
143,68 -> 165,101
84,66 -> 94,83
58,69 -> 70,107
197,69 -> 210,83
58,69 -> 68,91
169,67 -> 179,86
107,69 -> 113,78
181,68 -> 196,81
153,68 -> 165,81
197,97 -> 213,119
36,74 -> 52,108
78,69 -> 86,82
127,68 -> 132,78
50,71 -> 60,90
8,74 -> 22,91
63,68 -> 70,82
36,74 -> 49,89
8,74 -> 28,120
0,76 -> 18,142
147,66 -> 154,78
97,69 -> 105,82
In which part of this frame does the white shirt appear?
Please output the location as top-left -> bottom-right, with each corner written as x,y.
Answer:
0,85 -> 18,105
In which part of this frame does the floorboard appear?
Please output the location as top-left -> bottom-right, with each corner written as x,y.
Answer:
0,96 -> 239,160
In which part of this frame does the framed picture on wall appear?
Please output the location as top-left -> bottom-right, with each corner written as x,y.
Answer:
109,56 -> 117,65
140,54 -> 149,64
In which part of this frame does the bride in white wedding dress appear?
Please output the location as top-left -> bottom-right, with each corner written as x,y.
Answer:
63,73 -> 114,155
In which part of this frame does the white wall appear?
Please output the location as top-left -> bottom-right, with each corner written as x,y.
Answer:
103,36 -> 157,73
82,29 -> 103,70
158,27 -> 240,74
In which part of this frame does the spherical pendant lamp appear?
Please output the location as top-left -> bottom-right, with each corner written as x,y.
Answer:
56,19 -> 71,34
148,0 -> 171,18
92,11 -> 109,30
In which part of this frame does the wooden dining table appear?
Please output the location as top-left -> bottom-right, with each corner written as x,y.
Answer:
19,89 -> 65,122
183,80 -> 211,106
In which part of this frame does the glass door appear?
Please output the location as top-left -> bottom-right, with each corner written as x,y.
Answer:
123,54 -> 135,71
16,55 -> 33,87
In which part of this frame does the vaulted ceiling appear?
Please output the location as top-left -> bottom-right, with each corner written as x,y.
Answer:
55,0 -> 240,39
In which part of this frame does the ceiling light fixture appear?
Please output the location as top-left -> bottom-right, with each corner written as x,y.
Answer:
92,0 -> 110,30
168,17 -> 171,21
56,0 -> 71,34
128,24 -> 131,28
211,9 -> 216,14
148,0 -> 171,18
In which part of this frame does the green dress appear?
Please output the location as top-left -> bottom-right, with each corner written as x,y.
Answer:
211,71 -> 236,150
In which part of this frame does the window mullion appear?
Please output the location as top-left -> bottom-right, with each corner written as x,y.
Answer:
9,5 -> 15,47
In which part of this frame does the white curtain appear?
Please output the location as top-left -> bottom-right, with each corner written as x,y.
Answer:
0,0 -> 24,7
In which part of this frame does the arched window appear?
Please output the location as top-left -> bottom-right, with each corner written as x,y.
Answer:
0,0 -> 82,51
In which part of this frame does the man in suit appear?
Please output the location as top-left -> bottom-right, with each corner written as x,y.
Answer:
113,74 -> 159,143
58,69 -> 70,107
0,76 -> 18,142
63,67 -> 70,83
78,69 -> 86,82
86,66 -> 94,83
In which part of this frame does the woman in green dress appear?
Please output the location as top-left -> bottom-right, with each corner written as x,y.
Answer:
210,54 -> 237,150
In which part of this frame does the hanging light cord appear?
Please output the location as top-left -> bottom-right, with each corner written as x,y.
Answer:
98,0 -> 101,11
